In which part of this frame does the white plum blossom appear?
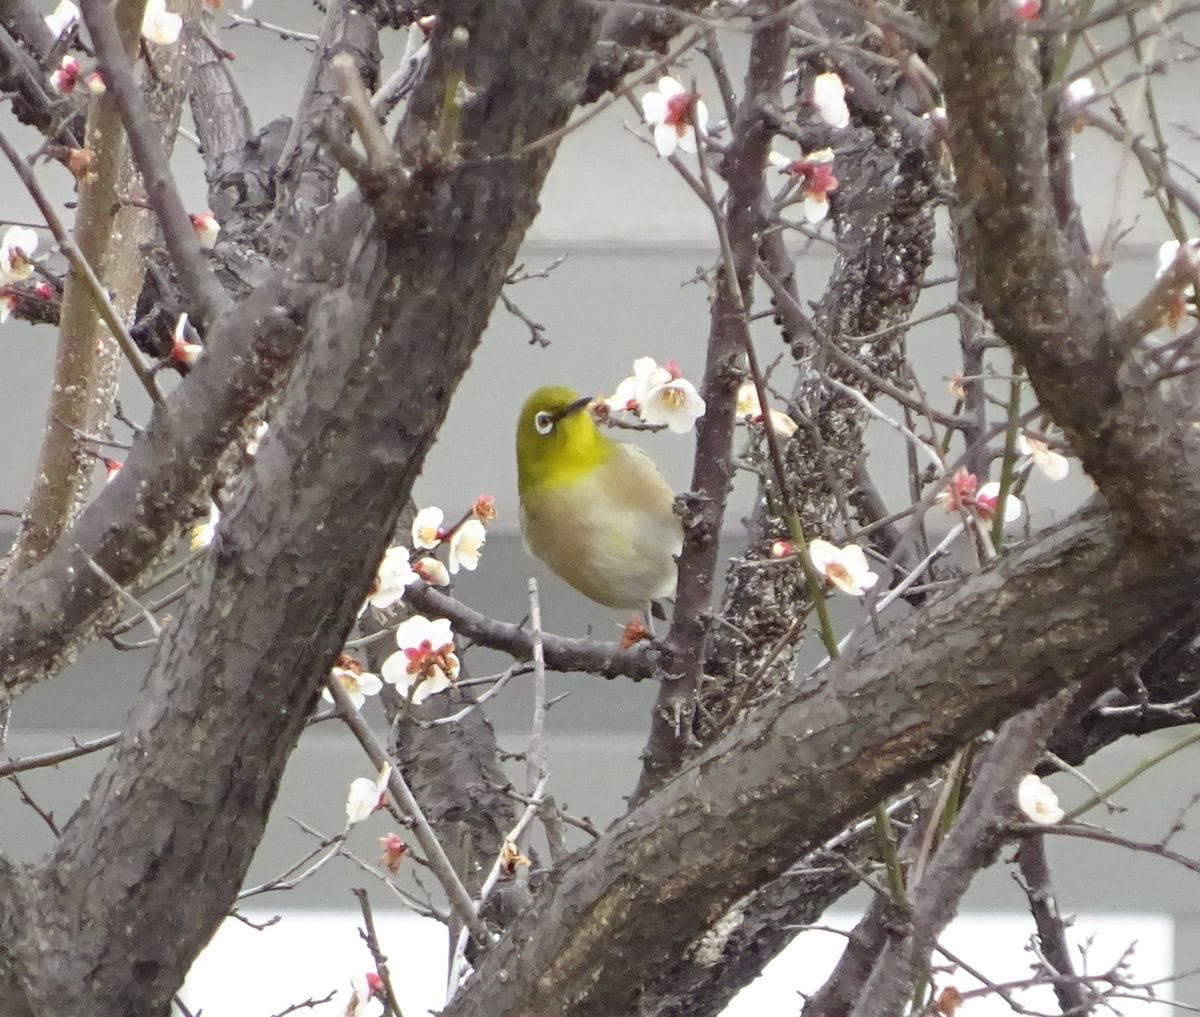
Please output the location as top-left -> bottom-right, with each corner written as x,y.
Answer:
0,226 -> 38,283
189,211 -> 220,249
85,71 -> 106,94
808,539 -> 878,596
411,506 -> 444,549
641,76 -> 709,158
735,381 -> 761,419
322,656 -> 383,709
381,615 -> 459,704
345,764 -> 391,826
1157,238 -> 1200,278
812,72 -> 849,129
344,973 -> 383,1017
0,293 -> 17,323
44,0 -> 79,37
734,382 -> 796,436
1157,240 -> 1180,279
606,373 -> 642,414
641,376 -> 706,434
413,556 -> 450,586
1017,774 -> 1064,825
1065,77 -> 1096,105
765,408 -> 798,437
608,358 -> 706,432
190,502 -> 220,551
448,518 -> 486,573
141,0 -> 182,45
1017,432 -> 1069,482
976,482 -> 1022,523
364,546 -> 418,611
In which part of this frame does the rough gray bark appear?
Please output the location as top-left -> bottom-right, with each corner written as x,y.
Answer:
0,1 -> 604,1012
443,510 -> 1200,1017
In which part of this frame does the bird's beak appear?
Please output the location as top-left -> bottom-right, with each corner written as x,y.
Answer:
551,395 -> 596,425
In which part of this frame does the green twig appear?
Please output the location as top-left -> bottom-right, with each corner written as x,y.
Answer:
1064,728 -> 1200,822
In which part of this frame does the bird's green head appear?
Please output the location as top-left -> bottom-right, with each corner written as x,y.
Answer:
517,385 -> 614,494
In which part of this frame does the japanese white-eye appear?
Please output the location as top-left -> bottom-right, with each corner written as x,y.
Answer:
516,386 -> 682,611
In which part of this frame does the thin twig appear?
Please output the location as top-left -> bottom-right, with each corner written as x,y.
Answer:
80,0 -> 231,324
0,732 -> 120,778
352,888 -> 404,1017
324,674 -> 491,945
0,128 -> 162,404
80,546 -> 162,637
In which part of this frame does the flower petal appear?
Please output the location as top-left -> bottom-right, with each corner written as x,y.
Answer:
657,76 -> 685,99
653,122 -> 678,158
641,91 -> 667,125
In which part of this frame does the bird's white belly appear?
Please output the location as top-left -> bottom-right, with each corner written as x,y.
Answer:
521,466 -> 681,609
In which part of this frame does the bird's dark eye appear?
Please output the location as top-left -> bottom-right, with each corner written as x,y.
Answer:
534,411 -> 554,436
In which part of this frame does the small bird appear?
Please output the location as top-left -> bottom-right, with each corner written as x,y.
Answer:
516,385 -> 683,613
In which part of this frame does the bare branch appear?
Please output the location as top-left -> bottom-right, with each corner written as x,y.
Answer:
80,0 -> 231,325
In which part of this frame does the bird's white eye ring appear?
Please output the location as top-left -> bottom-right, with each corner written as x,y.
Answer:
534,411 -> 555,436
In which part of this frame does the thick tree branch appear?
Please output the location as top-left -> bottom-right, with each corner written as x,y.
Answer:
923,1 -> 1200,535
6,3 -> 605,1012
406,584 -> 656,681
1016,833 -> 1088,1015
848,696 -> 1071,1016
445,509 -> 1200,1017
0,268 -> 310,695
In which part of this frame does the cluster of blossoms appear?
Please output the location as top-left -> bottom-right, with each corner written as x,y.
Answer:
604,357 -> 706,433
42,1 -> 252,95
639,71 -> 848,221
48,55 -> 104,96
323,498 -> 496,715
362,497 -> 493,614
936,467 -> 1023,524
